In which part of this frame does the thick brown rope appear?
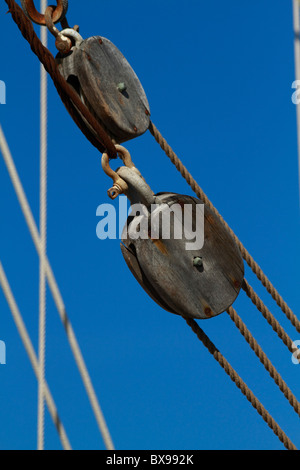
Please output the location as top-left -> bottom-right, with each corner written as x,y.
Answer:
242,279 -> 299,359
5,0 -> 117,158
149,121 -> 300,334
227,306 -> 300,417
184,316 -> 297,450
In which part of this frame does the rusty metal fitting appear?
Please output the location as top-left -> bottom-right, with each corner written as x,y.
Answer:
101,152 -> 129,200
107,181 -> 129,200
58,28 -> 84,47
44,6 -> 72,53
114,144 -> 135,169
44,6 -> 83,54
44,6 -> 60,37
20,0 -> 68,25
55,34 -> 72,54
55,28 -> 83,54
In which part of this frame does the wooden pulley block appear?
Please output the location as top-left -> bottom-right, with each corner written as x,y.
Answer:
117,166 -> 244,320
56,35 -> 150,143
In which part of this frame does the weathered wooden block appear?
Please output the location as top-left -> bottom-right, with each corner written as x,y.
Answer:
56,36 -> 150,144
121,190 -> 244,320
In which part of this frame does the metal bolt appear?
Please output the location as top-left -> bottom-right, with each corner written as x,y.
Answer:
117,82 -> 127,92
55,35 -> 72,54
205,307 -> 212,316
193,256 -> 203,268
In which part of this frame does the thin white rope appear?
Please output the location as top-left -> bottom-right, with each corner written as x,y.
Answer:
38,0 -> 48,450
0,126 -> 115,450
292,0 -> 300,202
0,262 -> 72,450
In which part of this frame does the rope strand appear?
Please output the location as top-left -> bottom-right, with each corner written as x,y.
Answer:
227,306 -> 300,418
149,121 -> 300,333
0,125 -> 115,451
242,279 -> 299,360
0,262 -> 71,450
37,0 -> 48,449
184,316 -> 297,451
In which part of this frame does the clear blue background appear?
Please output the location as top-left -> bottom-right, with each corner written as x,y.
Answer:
0,0 -> 299,450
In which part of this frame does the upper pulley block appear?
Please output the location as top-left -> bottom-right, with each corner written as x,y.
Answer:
56,35 -> 150,144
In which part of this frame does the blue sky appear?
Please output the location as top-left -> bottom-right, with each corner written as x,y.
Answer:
0,0 -> 300,450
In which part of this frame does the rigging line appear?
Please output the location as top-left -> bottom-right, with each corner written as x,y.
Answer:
242,279 -> 299,361
149,121 -> 300,334
227,306 -> 300,418
184,316 -> 297,451
0,126 -> 115,451
0,262 -> 72,450
37,0 -> 48,450
292,0 -> 300,203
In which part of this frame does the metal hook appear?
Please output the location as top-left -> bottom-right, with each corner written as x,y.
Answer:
101,145 -> 132,200
20,0 -> 68,25
58,28 -> 84,47
43,6 -> 71,53
102,145 -> 155,205
44,5 -> 83,54
114,145 -> 135,169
